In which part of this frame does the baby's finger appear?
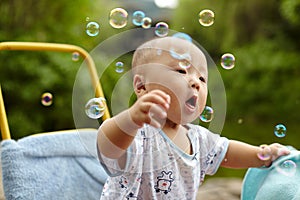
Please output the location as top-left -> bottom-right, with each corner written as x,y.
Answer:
277,146 -> 290,156
149,90 -> 170,109
269,143 -> 290,161
149,104 -> 167,119
154,90 -> 171,104
139,101 -> 166,118
270,143 -> 290,155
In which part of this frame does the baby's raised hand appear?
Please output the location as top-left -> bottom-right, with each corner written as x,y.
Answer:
129,90 -> 170,128
257,143 -> 291,167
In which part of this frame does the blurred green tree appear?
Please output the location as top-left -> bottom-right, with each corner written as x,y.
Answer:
172,0 -> 300,125
0,0 -> 116,138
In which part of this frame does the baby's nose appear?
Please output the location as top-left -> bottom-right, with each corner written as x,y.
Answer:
189,77 -> 200,91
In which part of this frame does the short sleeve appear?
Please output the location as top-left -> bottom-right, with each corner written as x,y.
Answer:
197,126 -> 229,175
97,145 -> 124,177
97,130 -> 144,177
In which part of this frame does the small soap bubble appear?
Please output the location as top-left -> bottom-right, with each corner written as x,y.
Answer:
198,9 -> 215,27
142,17 -> 152,29
170,48 -> 191,61
257,144 -> 272,161
221,53 -> 235,70
86,21 -> 100,37
276,160 -> 297,177
85,17 -> 90,22
41,92 -> 53,106
200,106 -> 214,122
72,52 -> 80,61
109,8 -> 128,29
155,22 -> 169,37
172,32 -> 192,42
274,124 -> 287,138
179,60 -> 191,69
132,10 -> 145,26
115,61 -> 124,73
85,97 -> 106,119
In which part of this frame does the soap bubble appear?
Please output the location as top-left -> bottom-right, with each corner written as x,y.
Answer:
85,97 -> 106,119
276,160 -> 297,177
155,22 -> 169,37
72,52 -> 80,61
198,9 -> 215,27
179,60 -> 191,69
172,32 -> 192,42
169,44 -> 191,61
86,21 -> 100,37
142,17 -> 152,29
221,53 -> 235,70
115,61 -> 124,73
109,8 -> 128,29
200,106 -> 214,122
257,144 -> 272,161
41,92 -> 53,106
132,10 -> 145,26
274,124 -> 287,138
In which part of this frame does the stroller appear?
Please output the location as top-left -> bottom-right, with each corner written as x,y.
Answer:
0,42 -> 109,200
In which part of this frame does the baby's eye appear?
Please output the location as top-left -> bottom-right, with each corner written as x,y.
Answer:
176,69 -> 187,74
199,76 -> 206,83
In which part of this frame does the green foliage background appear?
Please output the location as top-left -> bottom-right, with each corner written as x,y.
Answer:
0,0 -> 299,176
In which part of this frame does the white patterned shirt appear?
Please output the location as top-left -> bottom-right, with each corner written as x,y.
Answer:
98,124 -> 229,200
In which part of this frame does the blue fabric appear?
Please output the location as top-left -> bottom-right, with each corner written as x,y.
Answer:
241,146 -> 300,200
1,129 -> 108,200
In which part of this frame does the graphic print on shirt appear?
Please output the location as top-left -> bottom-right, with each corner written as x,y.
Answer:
154,170 -> 174,194
126,192 -> 142,200
119,176 -> 129,189
206,152 -> 217,165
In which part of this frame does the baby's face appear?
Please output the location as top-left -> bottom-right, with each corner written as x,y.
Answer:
141,38 -> 208,124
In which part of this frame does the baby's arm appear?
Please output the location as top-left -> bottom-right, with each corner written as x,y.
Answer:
221,140 -> 290,168
97,90 -> 170,160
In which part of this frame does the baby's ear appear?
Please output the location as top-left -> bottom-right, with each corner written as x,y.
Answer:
133,74 -> 146,97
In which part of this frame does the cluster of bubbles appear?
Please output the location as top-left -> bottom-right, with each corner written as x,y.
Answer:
41,92 -> 53,106
84,6 -> 293,148
85,9 -> 171,38
85,97 -> 106,119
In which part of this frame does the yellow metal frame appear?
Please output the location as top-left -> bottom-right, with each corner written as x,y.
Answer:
0,42 -> 110,140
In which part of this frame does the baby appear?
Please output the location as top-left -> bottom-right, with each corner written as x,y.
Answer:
97,36 -> 290,199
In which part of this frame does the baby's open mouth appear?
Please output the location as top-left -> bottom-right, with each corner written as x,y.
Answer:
186,95 -> 197,108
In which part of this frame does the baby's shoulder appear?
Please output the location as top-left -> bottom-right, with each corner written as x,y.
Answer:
185,123 -> 223,141
185,123 -> 209,134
